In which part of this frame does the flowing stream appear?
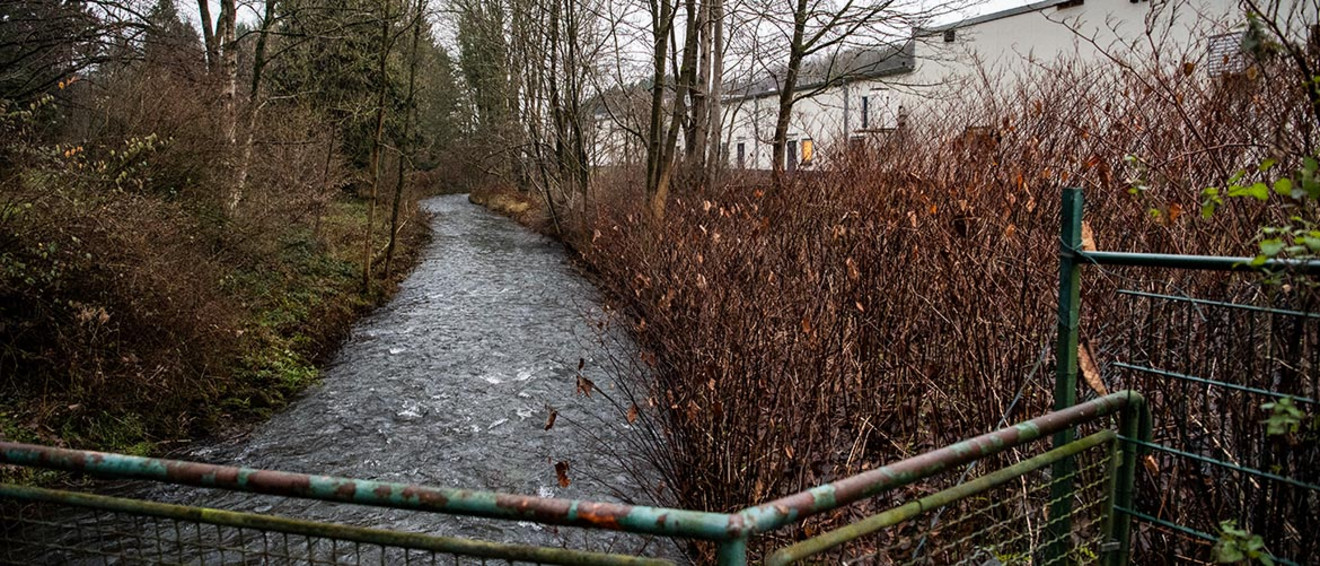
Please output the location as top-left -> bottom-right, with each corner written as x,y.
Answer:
11,194 -> 671,562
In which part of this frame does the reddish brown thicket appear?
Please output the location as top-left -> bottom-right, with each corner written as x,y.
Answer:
564,56 -> 1317,561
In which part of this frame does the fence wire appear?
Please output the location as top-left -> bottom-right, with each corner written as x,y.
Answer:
0,491 -> 668,566
2,504 -> 540,566
762,436 -> 1116,565
1107,283 -> 1320,564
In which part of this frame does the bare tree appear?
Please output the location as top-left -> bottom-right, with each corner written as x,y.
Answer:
385,0 -> 427,278
196,0 -> 242,210
767,0 -> 901,180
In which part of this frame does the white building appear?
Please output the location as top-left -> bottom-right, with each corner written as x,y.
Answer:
590,0 -> 1281,171
721,0 -> 1246,171
721,43 -> 916,171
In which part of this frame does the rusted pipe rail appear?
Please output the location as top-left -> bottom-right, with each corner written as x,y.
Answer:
1,390 -> 1145,565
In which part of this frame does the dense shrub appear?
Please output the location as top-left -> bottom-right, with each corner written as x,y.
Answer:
0,60 -> 431,455
561,55 -> 1319,561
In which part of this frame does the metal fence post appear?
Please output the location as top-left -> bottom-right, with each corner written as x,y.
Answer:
715,537 -> 748,566
1046,187 -> 1085,564
1104,392 -> 1145,566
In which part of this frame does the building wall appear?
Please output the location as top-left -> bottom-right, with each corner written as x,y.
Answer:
902,0 -> 1242,106
722,76 -> 905,171
596,0 -> 1274,171
720,0 -> 1249,171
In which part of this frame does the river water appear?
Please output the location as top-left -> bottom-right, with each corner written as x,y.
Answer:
7,195 -> 673,562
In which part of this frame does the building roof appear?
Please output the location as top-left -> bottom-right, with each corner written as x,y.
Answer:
725,42 -> 915,101
915,0 -> 1076,35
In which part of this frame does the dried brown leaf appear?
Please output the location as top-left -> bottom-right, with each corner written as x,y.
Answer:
1079,340 -> 1108,396
554,461 -> 571,488
1142,455 -> 1160,476
576,375 -> 595,397
1081,221 -> 1097,252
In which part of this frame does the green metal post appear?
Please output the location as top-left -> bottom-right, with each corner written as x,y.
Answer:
1047,187 -> 1084,564
1104,393 -> 1144,566
715,537 -> 748,566
1099,434 -> 1121,563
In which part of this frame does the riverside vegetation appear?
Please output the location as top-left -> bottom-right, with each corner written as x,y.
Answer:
0,0 -> 467,464
469,30 -> 1320,563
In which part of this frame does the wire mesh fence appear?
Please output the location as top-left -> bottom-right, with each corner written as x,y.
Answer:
1103,283 -> 1320,565
2,506 -> 453,566
0,485 -> 672,566
2,393 -> 1145,566
893,450 -> 1113,566
761,431 -> 1118,565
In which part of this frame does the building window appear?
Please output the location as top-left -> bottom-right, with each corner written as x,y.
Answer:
801,139 -> 814,165
943,29 -> 956,43
786,140 -> 798,172
861,96 -> 870,130
1207,32 -> 1247,76
736,142 -> 746,169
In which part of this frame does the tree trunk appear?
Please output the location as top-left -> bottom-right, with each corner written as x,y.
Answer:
651,0 -> 700,219
363,0 -> 391,293
196,0 -> 217,70
386,0 -> 423,279
644,0 -> 673,215
212,0 -> 240,214
705,0 -> 724,184
687,0 -> 711,182
233,0 -> 277,211
562,0 -> 591,230
772,0 -> 809,183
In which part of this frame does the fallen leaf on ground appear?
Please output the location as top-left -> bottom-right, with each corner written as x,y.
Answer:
576,375 -> 595,397
554,461 -> 571,488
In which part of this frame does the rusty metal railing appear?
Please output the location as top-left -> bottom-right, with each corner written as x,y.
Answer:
1,391 -> 1145,564
763,429 -> 1125,565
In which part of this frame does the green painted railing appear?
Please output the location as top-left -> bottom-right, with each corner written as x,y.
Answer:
25,185 -> 1308,563
1,391 -> 1146,565
1052,187 -> 1320,565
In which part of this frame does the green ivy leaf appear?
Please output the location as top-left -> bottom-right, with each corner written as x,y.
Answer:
1304,234 -> 1320,252
1201,187 -> 1223,219
1273,177 -> 1295,198
1304,176 -> 1320,200
1214,520 -> 1275,565
1258,158 -> 1277,172
1215,543 -> 1245,563
1262,398 -> 1303,436
1259,238 -> 1285,257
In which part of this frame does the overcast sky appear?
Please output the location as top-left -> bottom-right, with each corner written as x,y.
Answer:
176,0 -> 1040,34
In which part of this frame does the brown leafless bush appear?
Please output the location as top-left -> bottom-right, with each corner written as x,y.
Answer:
0,55 -> 434,453
567,53 -> 1317,562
